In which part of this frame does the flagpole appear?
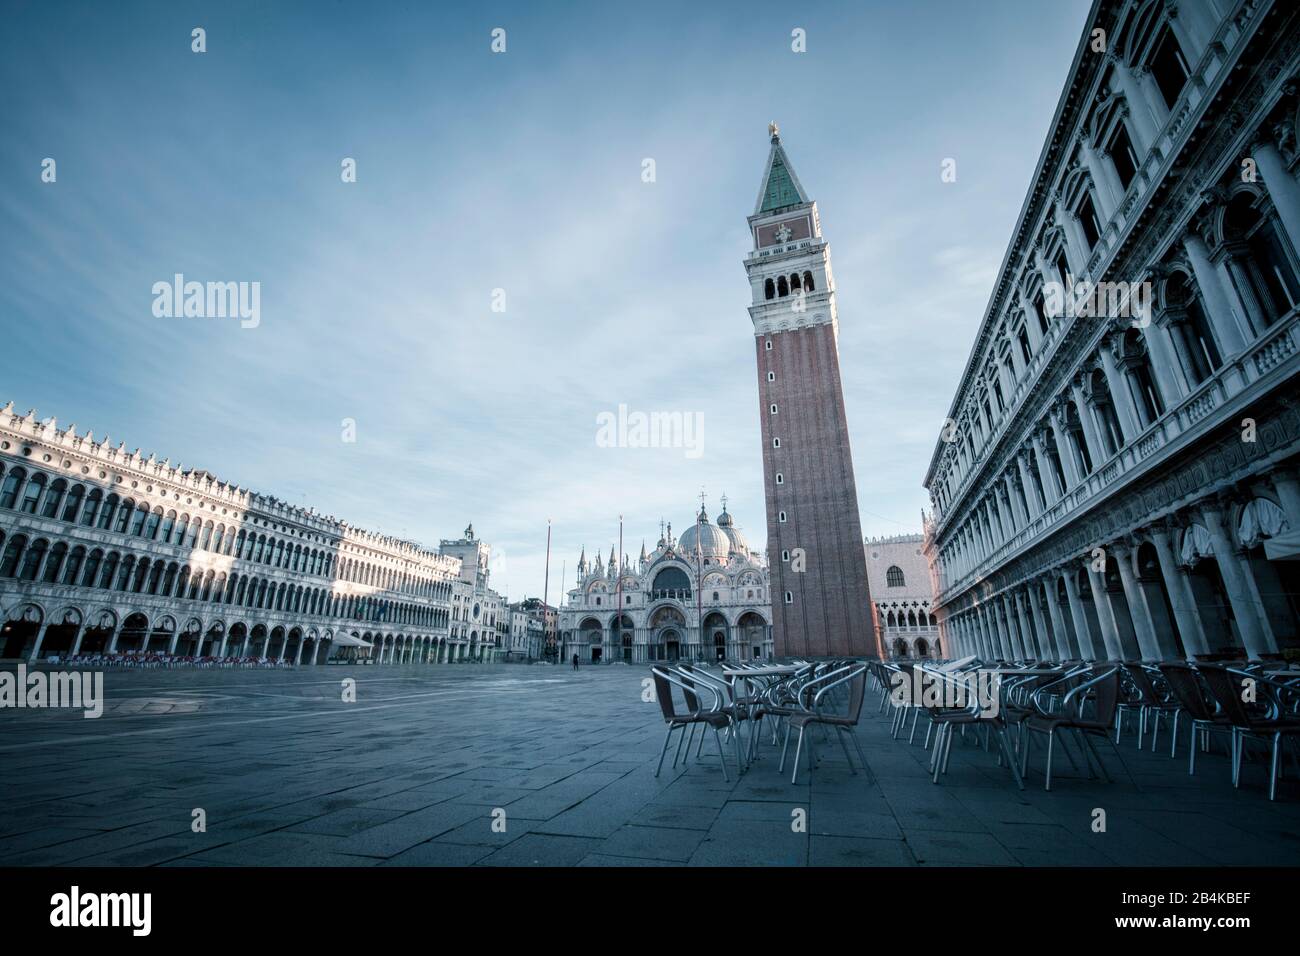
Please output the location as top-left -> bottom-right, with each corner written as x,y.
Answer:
543,519 -> 552,662
614,515 -> 623,665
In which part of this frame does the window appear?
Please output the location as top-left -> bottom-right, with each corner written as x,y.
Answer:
764,279 -> 774,300
61,485 -> 84,522
778,511 -> 787,523
1032,291 -> 1049,335
775,473 -> 784,484
80,489 -> 101,527
770,403 -> 778,414
772,437 -> 780,448
767,371 -> 775,382
20,474 -> 44,514
886,565 -> 905,587
992,380 -> 1005,413
784,591 -> 793,604
1018,327 -> 1032,365
1077,192 -> 1102,250
1107,123 -> 1139,191
765,339 -> 772,350
781,549 -> 790,561
1150,28 -> 1190,111
41,480 -> 65,519
0,469 -> 19,509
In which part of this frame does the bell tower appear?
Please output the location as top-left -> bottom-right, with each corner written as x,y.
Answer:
744,123 -> 878,659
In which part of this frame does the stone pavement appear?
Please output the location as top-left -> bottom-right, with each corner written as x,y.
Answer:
1,663 -> 1298,866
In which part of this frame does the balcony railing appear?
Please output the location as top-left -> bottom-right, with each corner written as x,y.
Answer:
934,311 -> 1299,605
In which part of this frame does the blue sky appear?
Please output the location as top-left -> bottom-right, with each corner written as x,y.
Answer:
0,0 -> 1092,601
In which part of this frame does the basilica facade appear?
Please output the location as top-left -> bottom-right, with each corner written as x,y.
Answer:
924,0 -> 1300,663
559,502 -> 773,663
0,402 -> 507,664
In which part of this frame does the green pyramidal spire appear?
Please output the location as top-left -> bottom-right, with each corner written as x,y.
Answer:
755,122 -> 810,214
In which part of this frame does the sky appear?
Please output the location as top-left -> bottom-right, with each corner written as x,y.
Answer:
0,0 -> 1093,602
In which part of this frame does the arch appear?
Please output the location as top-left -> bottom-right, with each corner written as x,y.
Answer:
886,565 -> 905,588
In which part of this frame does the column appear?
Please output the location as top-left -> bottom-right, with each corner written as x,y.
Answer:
1201,503 -> 1275,658
1253,139 -> 1300,254
1145,318 -> 1190,402
1088,560 -> 1128,660
217,633 -> 229,657
1050,404 -> 1082,487
999,594 -> 1024,659
1099,338 -> 1140,440
993,484 -> 1015,540
167,630 -> 180,655
1110,543 -> 1161,661
1062,567 -> 1098,660
1070,380 -> 1106,467
1006,475 -> 1029,528
1013,589 -> 1041,659
1016,452 -> 1043,518
1148,523 -> 1208,656
1043,575 -> 1074,659
1182,233 -> 1248,355
1032,433 -> 1061,504
1107,56 -> 1159,150
27,623 -> 49,662
294,639 -> 305,665
1027,580 -> 1056,661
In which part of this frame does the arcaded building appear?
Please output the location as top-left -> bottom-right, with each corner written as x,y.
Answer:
866,534 -> 942,660
0,403 -> 506,664
559,501 -> 772,663
923,0 -> 1300,662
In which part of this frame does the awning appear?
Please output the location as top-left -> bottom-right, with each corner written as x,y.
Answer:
331,633 -> 373,648
1264,529 -> 1300,561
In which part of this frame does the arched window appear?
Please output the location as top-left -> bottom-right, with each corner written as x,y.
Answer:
790,272 -> 801,291
99,494 -> 119,531
160,511 -> 176,543
803,270 -> 814,292
80,489 -> 102,527
1118,328 -> 1164,425
42,542 -> 68,583
62,484 -> 85,523
129,502 -> 148,536
41,479 -> 67,519
20,473 -> 46,514
1163,271 -> 1221,385
19,538 -> 48,580
99,553 -> 120,589
764,278 -> 775,300
81,549 -> 103,587
63,546 -> 86,585
144,508 -> 162,540
114,498 -> 134,534
886,565 -> 905,588
777,276 -> 789,297
1225,195 -> 1300,328
0,534 -> 28,577
0,467 -> 23,509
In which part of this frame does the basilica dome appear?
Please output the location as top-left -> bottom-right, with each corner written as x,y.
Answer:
677,509 -> 732,561
716,506 -> 749,556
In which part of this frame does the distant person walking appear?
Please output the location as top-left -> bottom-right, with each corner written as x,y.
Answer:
572,653 -> 580,671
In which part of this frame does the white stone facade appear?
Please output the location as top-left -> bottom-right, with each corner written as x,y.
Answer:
865,534 -> 942,659
0,403 -> 506,664
559,503 -> 773,663
923,0 -> 1300,664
